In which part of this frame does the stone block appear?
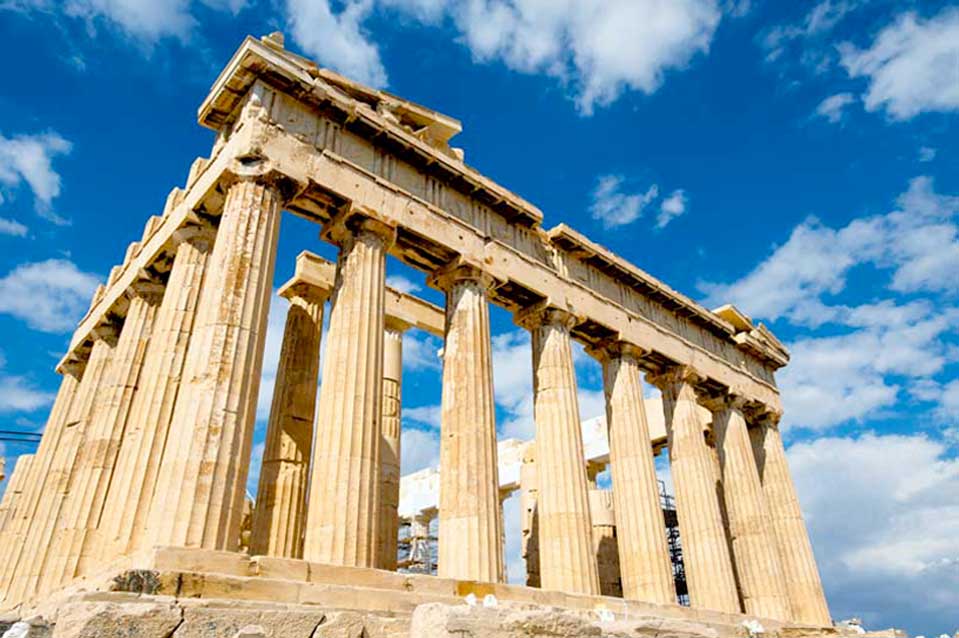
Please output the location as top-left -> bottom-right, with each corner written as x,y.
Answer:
173,607 -> 326,638
249,556 -> 309,582
151,547 -> 253,578
50,601 -> 181,638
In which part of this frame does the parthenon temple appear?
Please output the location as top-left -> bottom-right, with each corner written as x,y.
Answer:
0,33 -> 842,638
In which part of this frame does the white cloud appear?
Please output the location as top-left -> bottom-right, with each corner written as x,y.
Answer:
656,189 -> 687,228
404,404 -> 441,428
0,218 -> 27,237
0,259 -> 100,333
762,1 -> 861,68
918,146 -> 936,163
789,433 -> 959,634
0,351 -> 54,414
386,274 -> 422,294
839,8 -> 959,120
701,177 -> 959,431
589,175 -> 658,229
702,176 -> 959,324
449,0 -> 722,113
6,0 -> 248,44
285,0 -> 723,114
400,426 -> 440,474
0,131 -> 71,221
815,92 -> 854,123
285,0 -> 388,88
402,331 -> 443,372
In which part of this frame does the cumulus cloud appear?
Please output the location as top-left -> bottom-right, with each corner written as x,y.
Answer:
0,218 -> 28,237
839,8 -> 959,120
789,433 -> 959,634
0,259 -> 100,333
285,0 -> 388,88
0,131 -> 72,223
400,426 -> 440,473
815,92 -> 854,123
5,0 -> 248,44
589,175 -> 658,229
656,189 -> 687,228
701,177 -> 959,431
0,351 -> 54,414
285,0 -> 724,114
385,274 -> 422,294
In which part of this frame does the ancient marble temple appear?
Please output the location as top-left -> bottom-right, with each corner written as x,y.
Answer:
0,33 -> 836,638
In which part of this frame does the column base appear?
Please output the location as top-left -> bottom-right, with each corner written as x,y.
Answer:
0,547 -> 847,638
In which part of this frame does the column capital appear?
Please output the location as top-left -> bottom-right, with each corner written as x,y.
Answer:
172,223 -> 216,252
279,280 -> 331,305
384,315 -> 412,333
699,392 -> 750,414
646,364 -> 702,392
427,257 -> 497,293
220,161 -> 303,202
321,204 -> 397,249
584,339 -> 647,363
514,300 -> 579,331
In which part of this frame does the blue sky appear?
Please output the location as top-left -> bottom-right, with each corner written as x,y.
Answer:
0,0 -> 957,634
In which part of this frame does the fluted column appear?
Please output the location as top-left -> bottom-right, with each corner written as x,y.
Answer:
43,282 -> 162,591
651,366 -> 740,614
751,417 -> 831,625
0,372 -> 79,606
9,334 -> 115,606
304,215 -> 394,567
518,305 -> 599,595
519,442 -> 540,588
377,318 -> 406,570
99,225 -> 215,559
708,395 -> 791,620
147,174 -> 282,551
593,342 -> 676,604
430,262 -> 503,582
0,455 -> 33,534
250,282 -> 327,558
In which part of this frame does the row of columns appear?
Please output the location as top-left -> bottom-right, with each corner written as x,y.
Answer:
0,170 -> 829,628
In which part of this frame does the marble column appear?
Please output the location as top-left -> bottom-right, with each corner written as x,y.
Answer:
709,395 -> 791,621
518,305 -> 600,596
98,225 -> 215,559
377,318 -> 406,570
147,175 -> 282,551
519,442 -> 541,588
250,282 -> 327,558
750,417 -> 831,625
44,282 -> 162,591
595,342 -> 676,604
0,455 -> 33,534
10,334 -> 115,606
304,215 -> 394,567
0,373 -> 78,602
431,263 -> 503,582
651,366 -> 740,614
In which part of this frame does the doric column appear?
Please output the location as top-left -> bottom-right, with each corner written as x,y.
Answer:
430,262 -> 503,582
98,225 -> 215,559
43,282 -> 162,591
593,342 -> 676,604
304,213 -> 394,567
707,395 -> 791,621
650,366 -> 740,614
147,173 -> 283,551
517,304 -> 600,596
589,488 -> 622,598
0,372 -> 78,602
10,334 -> 115,605
750,417 -> 831,625
377,318 -> 406,570
0,455 -> 33,534
250,281 -> 327,558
